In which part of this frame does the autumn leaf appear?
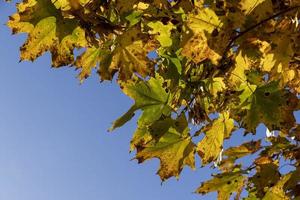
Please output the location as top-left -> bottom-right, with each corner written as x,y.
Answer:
239,0 -> 273,24
135,115 -> 195,181
219,140 -> 261,172
197,112 -> 235,165
99,27 -> 155,81
229,51 -> 252,88
248,162 -> 281,198
263,173 -> 292,200
181,7 -> 222,64
205,77 -> 226,97
196,170 -> 246,200
147,21 -> 174,47
75,47 -> 103,82
7,0 -> 87,67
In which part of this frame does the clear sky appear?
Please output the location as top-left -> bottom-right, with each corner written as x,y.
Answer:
0,2 -> 299,200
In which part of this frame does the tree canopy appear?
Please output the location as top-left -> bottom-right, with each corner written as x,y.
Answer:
6,0 -> 300,199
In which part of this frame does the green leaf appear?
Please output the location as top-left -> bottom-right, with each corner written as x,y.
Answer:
147,21 -> 174,47
125,11 -> 142,27
109,76 -> 172,131
241,81 -> 297,133
160,52 -> 183,75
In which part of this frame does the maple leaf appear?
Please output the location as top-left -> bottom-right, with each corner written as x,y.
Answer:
261,136 -> 297,160
285,168 -> 300,198
99,27 -> 155,81
229,51 -> 252,88
135,115 -> 195,181
204,77 -> 226,97
115,0 -> 169,16
197,112 -> 235,165
109,76 -> 172,131
130,117 -> 174,151
181,7 -> 222,64
260,33 -> 294,73
282,65 -> 300,93
263,173 -> 292,200
240,81 -> 297,133
7,0 -> 87,67
147,21 -> 174,47
239,0 -> 273,24
248,162 -> 281,198
196,170 -> 246,200
219,140 -> 261,172
75,47 -> 102,82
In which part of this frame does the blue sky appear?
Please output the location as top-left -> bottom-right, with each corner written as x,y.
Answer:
0,2 -> 299,200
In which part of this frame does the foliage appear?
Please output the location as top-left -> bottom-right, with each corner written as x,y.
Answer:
6,0 -> 300,199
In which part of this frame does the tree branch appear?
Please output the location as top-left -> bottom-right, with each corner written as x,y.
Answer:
220,5 -> 300,65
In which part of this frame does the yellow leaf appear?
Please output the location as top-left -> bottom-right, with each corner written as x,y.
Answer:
51,0 -> 90,11
260,35 -> 294,73
196,170 -> 246,200
7,0 -> 87,67
197,112 -> 235,165
99,27 -> 155,81
206,77 -> 226,97
135,115 -> 195,181
75,46 -> 104,82
229,51 -> 252,88
181,7 -> 222,64
148,21 -> 174,47
239,0 -> 273,23
263,173 -> 292,200
220,140 -> 261,172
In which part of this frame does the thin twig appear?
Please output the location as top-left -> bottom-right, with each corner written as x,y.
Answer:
220,5 -> 300,65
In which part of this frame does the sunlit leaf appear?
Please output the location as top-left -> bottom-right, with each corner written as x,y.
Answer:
181,7 -> 222,64
263,173 -> 292,200
99,27 -> 155,81
148,21 -> 174,47
197,112 -> 235,165
196,170 -> 246,200
8,0 -> 87,67
135,115 -> 195,181
109,76 -> 172,131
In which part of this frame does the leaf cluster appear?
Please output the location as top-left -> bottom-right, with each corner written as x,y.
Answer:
6,0 -> 300,199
